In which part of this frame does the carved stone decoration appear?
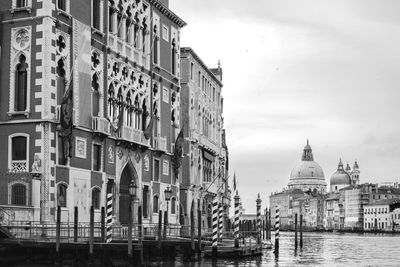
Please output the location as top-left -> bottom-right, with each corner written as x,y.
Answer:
108,145 -> 115,164
117,147 -> 123,159
31,154 -> 42,173
135,152 -> 140,163
13,29 -> 30,50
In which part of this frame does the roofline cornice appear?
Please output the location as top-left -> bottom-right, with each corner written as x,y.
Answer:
181,47 -> 223,87
148,0 -> 187,27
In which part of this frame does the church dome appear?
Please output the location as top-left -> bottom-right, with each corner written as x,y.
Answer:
288,140 -> 326,193
330,159 -> 351,186
290,161 -> 325,180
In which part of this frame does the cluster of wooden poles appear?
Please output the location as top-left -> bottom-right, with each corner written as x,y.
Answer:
273,208 -> 304,254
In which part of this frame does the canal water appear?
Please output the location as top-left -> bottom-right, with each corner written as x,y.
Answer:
154,232 -> 400,266
11,232 -> 400,266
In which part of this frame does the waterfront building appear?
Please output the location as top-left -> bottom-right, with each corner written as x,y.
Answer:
324,192 -> 340,230
363,199 -> 400,231
180,47 -> 229,231
288,140 -> 327,193
0,0 -> 187,233
269,189 -> 304,228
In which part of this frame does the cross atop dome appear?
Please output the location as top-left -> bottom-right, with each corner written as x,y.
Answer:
301,139 -> 314,161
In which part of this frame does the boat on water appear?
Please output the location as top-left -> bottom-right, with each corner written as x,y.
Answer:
262,240 -> 272,249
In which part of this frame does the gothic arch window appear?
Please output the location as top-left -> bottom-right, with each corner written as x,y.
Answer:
57,183 -> 68,208
134,95 -> 140,129
142,17 -> 147,53
108,83 -> 115,119
8,134 -> 29,172
56,59 -> 66,105
92,73 -> 100,116
11,183 -> 27,206
171,38 -> 176,75
126,91 -> 133,127
142,101 -> 147,131
116,88 -> 124,122
15,54 -> 28,112
153,25 -> 158,64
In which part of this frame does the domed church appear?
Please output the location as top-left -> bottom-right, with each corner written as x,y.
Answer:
330,159 -> 360,192
288,140 -> 327,193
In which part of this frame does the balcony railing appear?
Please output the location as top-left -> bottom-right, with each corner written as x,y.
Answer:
108,34 -> 150,70
153,136 -> 167,153
118,126 -> 149,147
10,160 -> 27,172
200,135 -> 220,155
92,117 -> 111,136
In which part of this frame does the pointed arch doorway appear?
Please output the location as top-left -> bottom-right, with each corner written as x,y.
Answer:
119,161 -> 138,225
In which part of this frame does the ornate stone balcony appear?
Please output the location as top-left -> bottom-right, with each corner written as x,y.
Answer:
118,125 -> 150,147
153,135 -> 167,153
92,117 -> 111,136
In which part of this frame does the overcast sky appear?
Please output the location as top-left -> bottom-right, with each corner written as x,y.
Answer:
171,0 -> 400,213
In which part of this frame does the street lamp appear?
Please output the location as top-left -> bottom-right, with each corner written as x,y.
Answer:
128,180 -> 137,258
164,185 -> 172,239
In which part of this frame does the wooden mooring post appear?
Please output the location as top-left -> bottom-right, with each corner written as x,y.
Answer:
138,205 -> 143,265
89,206 -> 94,256
101,207 -> 105,242
300,214 -> 303,248
197,208 -> 202,253
56,206 -> 61,254
274,206 -> 280,254
158,210 -> 162,249
295,213 -> 298,248
74,206 -> 78,242
190,206 -> 195,250
128,202 -> 132,258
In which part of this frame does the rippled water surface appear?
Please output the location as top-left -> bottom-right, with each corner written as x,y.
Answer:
157,232 -> 400,266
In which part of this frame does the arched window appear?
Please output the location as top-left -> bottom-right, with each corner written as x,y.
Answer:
56,59 -> 66,105
126,91 -> 132,127
125,19 -> 131,43
153,195 -> 159,213
92,187 -> 101,209
134,95 -> 140,129
142,102 -> 147,131
153,25 -> 158,64
142,18 -> 147,53
92,73 -> 100,116
57,183 -> 67,207
108,84 -> 115,119
15,54 -> 28,111
11,183 -> 27,206
10,135 -> 28,172
171,197 -> 176,214
171,38 -> 176,75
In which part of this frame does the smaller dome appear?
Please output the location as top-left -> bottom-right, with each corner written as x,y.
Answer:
330,159 -> 351,186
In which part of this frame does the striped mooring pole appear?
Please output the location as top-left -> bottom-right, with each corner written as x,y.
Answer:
234,192 -> 240,248
274,205 -> 280,253
218,202 -> 224,241
212,196 -> 219,256
256,194 -> 262,245
106,193 -> 113,243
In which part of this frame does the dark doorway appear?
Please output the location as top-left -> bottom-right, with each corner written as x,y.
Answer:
119,162 -> 138,224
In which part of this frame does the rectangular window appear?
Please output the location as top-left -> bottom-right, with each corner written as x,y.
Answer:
57,135 -> 66,165
108,7 -> 114,33
58,0 -> 66,11
93,144 -> 101,171
162,25 -> 169,41
153,195 -> 159,213
16,0 -> 28,8
163,159 -> 169,175
143,186 -> 149,218
190,63 -> 193,80
198,71 -> 201,87
92,0 -> 101,30
154,159 -> 160,181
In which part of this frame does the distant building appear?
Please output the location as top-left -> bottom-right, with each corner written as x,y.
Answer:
324,192 -> 340,230
269,189 -> 305,228
179,47 -> 229,231
364,199 -> 400,231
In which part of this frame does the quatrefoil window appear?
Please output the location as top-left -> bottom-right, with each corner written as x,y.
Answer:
91,52 -> 100,69
56,35 -> 66,54
15,30 -> 30,50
